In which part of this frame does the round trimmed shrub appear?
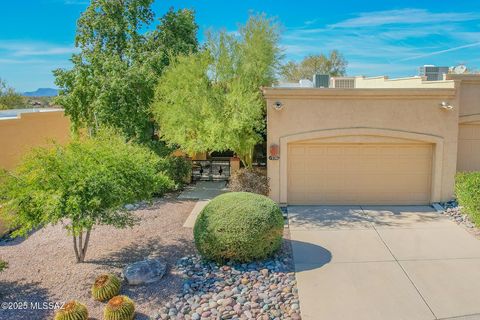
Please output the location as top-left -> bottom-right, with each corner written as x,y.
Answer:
193,192 -> 284,263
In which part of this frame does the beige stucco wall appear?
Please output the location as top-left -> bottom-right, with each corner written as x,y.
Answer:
451,75 -> 480,171
0,110 -> 71,171
265,88 -> 459,205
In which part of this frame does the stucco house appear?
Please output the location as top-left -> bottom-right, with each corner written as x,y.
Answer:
264,74 -> 480,206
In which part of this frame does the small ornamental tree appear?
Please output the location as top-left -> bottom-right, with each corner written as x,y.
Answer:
0,129 -> 170,263
152,14 -> 281,167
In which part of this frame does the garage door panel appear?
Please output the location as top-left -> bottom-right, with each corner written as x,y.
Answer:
288,143 -> 433,205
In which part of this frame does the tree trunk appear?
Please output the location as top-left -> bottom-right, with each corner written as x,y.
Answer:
73,229 -> 92,263
73,235 -> 80,263
239,147 -> 254,169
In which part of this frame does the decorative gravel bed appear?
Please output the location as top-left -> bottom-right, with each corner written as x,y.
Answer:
441,200 -> 480,237
151,244 -> 301,320
0,197 -> 196,320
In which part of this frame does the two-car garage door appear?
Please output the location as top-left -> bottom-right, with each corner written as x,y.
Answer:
287,143 -> 433,205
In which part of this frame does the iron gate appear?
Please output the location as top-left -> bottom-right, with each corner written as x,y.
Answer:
192,160 -> 231,181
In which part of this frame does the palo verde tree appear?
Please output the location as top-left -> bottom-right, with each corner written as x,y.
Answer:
54,0 -> 198,146
280,50 -> 347,82
151,14 -> 281,167
0,129 -> 171,263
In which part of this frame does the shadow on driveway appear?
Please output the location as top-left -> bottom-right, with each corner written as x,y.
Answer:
286,239 -> 332,272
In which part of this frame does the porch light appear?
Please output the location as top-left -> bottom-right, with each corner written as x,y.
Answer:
273,101 -> 284,111
440,101 -> 454,110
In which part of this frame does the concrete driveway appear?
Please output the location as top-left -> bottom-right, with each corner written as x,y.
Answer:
288,206 -> 480,320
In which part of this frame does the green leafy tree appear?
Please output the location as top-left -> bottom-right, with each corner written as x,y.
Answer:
280,50 -> 347,81
152,14 -> 281,167
0,129 -> 172,263
54,1 -> 198,145
0,78 -> 26,110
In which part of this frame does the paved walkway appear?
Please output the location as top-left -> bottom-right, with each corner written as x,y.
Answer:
288,205 -> 480,320
180,181 -> 228,228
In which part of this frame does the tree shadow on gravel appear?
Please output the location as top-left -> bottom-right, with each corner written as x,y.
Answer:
87,238 -> 194,269
0,278 -> 53,320
86,238 -> 195,312
0,228 -> 39,247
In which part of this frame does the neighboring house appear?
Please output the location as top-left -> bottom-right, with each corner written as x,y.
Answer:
0,108 -> 70,170
264,74 -> 480,206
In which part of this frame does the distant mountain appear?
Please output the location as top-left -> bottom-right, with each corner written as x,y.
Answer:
23,88 -> 58,97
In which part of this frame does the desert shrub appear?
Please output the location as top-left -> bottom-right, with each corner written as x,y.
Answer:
0,259 -> 7,272
154,173 -> 176,196
0,128 -> 173,262
456,172 -> 480,226
194,192 -> 284,263
157,156 -> 192,188
229,168 -> 269,196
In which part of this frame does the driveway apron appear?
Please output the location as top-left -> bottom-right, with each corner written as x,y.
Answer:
288,205 -> 480,320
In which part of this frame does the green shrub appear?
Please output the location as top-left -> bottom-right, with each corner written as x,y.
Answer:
157,156 -> 192,188
154,173 -> 176,196
0,259 -> 7,272
0,128 -> 174,263
145,140 -> 175,158
456,172 -> 480,225
229,168 -> 269,196
194,192 -> 284,263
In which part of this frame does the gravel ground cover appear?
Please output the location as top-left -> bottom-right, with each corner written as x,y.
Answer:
0,197 -> 196,320
151,237 -> 301,320
441,200 -> 480,238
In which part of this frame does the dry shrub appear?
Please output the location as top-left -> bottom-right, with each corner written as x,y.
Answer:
229,168 -> 269,196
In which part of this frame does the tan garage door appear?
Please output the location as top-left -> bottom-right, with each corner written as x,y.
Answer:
288,143 -> 433,205
458,122 -> 480,171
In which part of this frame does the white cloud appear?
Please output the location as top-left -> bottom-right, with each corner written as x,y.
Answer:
64,0 -> 89,5
0,40 -> 78,57
329,9 -> 480,28
281,8 -> 480,77
398,41 -> 480,61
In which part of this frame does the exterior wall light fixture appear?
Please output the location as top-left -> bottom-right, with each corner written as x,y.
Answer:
273,101 -> 284,111
440,101 -> 454,110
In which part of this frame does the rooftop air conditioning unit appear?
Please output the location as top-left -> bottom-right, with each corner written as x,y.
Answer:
419,65 -> 449,81
313,74 -> 330,88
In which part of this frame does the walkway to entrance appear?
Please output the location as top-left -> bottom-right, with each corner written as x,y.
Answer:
180,181 -> 228,228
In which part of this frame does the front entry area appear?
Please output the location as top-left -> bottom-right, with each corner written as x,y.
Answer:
287,142 -> 433,205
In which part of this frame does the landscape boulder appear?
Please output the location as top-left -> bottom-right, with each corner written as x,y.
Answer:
124,259 -> 166,285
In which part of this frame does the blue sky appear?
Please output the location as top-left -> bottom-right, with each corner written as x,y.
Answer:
1,0 -> 480,91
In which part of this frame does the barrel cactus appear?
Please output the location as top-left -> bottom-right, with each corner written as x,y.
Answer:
92,273 -> 121,302
54,300 -> 88,320
104,295 -> 135,320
